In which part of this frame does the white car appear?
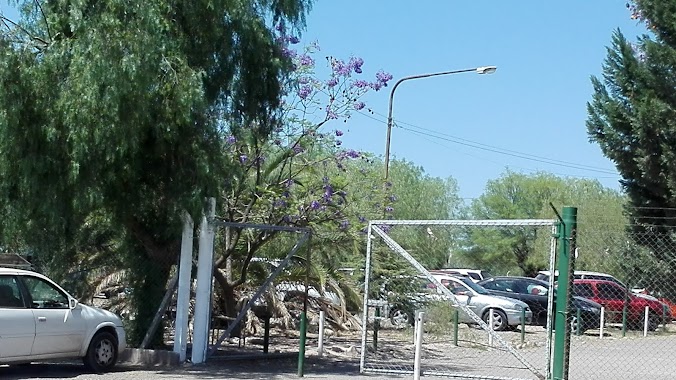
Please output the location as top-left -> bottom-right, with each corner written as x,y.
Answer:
0,267 -> 126,372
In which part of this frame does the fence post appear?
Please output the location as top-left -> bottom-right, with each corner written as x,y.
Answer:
413,311 -> 425,380
318,310 -> 325,357
552,206 -> 577,380
374,306 -> 380,351
453,309 -> 459,346
191,198 -> 216,364
174,212 -> 194,362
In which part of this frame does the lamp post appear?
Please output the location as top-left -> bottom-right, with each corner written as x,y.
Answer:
383,66 -> 497,182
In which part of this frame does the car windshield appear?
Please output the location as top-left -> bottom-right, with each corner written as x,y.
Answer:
459,277 -> 490,295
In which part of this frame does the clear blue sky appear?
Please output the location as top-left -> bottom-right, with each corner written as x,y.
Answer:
300,1 -> 647,199
1,1 -> 647,199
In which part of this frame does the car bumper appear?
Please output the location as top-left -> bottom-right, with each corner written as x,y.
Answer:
506,309 -> 532,326
116,326 -> 127,353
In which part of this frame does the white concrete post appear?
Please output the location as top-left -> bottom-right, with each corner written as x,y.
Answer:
644,306 -> 649,337
488,309 -> 494,347
318,310 -> 325,357
173,212 -> 194,362
413,311 -> 425,380
599,306 -> 605,338
191,198 -> 216,364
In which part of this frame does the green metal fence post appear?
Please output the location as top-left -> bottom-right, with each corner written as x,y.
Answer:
374,306 -> 380,351
453,309 -> 459,346
622,304 -> 628,337
297,312 -> 307,377
552,206 -> 577,380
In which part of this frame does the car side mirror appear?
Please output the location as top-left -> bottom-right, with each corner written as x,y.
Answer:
69,298 -> 78,310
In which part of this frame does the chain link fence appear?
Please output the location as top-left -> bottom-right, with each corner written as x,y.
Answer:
360,220 -> 557,380
565,216 -> 676,379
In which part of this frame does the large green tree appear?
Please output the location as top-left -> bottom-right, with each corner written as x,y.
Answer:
587,1 -> 676,256
0,0 -> 311,343
461,171 -> 627,276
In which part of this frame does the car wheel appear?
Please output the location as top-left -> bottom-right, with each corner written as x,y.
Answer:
83,331 -> 118,373
483,309 -> 509,331
390,309 -> 412,327
641,313 -> 660,332
570,315 -> 587,335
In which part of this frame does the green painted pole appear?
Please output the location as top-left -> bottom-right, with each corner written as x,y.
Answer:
520,308 -> 525,344
374,306 -> 380,351
663,304 -> 668,333
576,308 -> 581,336
453,309 -> 459,346
297,312 -> 307,377
552,207 -> 577,380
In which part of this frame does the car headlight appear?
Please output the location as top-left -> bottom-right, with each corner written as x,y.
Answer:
514,304 -> 524,311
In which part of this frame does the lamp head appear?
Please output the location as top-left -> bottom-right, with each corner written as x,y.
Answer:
476,66 -> 497,74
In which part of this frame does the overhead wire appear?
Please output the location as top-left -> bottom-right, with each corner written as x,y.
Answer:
357,110 -> 619,176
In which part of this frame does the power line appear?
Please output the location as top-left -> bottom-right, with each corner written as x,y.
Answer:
357,110 -> 618,175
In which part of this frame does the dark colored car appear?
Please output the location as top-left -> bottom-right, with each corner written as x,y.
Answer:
478,276 -> 602,333
572,279 -> 671,331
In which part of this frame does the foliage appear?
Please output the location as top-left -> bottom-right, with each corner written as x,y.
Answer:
587,0 -> 676,285
458,171 -> 627,276
0,0 -> 311,345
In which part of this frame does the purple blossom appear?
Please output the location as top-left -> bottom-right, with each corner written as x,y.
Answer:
385,206 -> 394,213
310,200 -> 321,210
288,36 -> 300,44
274,139 -> 282,146
293,145 -> 305,154
331,59 -> 351,76
369,81 -> 383,91
282,190 -> 290,198
298,85 -> 312,100
349,57 -> 364,74
283,179 -> 295,188
335,140 -> 342,146
335,130 -> 344,137
226,135 -> 236,144
353,79 -> 369,88
389,194 -> 397,202
353,101 -> 365,110
281,47 -> 297,58
298,76 -> 311,84
299,54 -> 314,67
274,199 -> 288,208
358,216 -> 367,223
239,155 -> 248,163
339,220 -> 350,231
376,70 -> 393,84
322,176 -> 329,184
326,77 -> 339,88
346,149 -> 360,158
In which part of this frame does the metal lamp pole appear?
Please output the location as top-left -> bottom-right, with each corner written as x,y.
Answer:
383,66 -> 497,182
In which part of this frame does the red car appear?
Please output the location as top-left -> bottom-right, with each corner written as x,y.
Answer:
572,279 -> 670,331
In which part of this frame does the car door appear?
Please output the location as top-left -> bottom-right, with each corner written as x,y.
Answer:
0,275 -> 36,358
447,278 -> 479,321
595,282 -> 627,323
20,275 -> 87,356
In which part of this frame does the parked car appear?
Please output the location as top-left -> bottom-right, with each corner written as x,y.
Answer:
0,267 -> 126,372
433,269 -> 493,283
428,274 -> 532,331
572,279 -> 671,331
478,276 -> 602,333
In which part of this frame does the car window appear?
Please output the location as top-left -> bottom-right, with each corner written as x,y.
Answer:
468,273 -> 481,280
597,283 -> 626,300
0,275 -> 25,308
573,283 -> 595,298
481,271 -> 493,280
535,273 -> 549,282
525,282 -> 548,295
22,276 -> 69,309
490,280 -> 518,293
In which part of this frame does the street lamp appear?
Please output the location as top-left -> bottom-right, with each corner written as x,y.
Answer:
383,66 -> 497,182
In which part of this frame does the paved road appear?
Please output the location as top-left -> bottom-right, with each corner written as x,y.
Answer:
0,357 -> 404,380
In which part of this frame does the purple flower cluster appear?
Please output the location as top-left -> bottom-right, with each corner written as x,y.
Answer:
226,135 -> 236,144
370,70 -> 394,91
335,130 -> 343,137
298,85 -> 312,99
326,106 -> 338,120
239,155 -> 248,164
299,54 -> 314,67
353,101 -> 365,110
339,220 -> 350,231
335,149 -> 361,160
